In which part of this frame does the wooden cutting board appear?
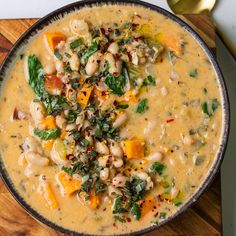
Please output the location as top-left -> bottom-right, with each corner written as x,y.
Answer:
0,15 -> 222,236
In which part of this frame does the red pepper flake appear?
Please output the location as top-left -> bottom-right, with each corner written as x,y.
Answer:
113,72 -> 120,77
126,217 -> 131,223
66,154 -> 74,160
127,52 -> 132,61
166,118 -> 175,123
100,27 -> 105,35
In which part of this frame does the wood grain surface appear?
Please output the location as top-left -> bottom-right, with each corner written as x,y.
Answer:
0,15 -> 221,236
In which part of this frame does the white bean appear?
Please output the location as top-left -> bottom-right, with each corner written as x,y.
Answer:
55,60 -> 64,73
113,113 -> 128,129
44,63 -> 56,75
66,123 -> 76,131
100,168 -> 109,181
171,187 -> 179,198
98,155 -> 109,168
69,53 -> 80,71
24,163 -> 36,178
22,137 -> 43,154
181,134 -> 193,146
112,174 -> 128,188
113,158 -> 124,168
30,101 -> 45,126
85,52 -> 101,76
147,152 -> 163,163
107,42 -> 119,55
70,19 -> 89,37
56,115 -> 66,129
95,141 -> 110,155
160,86 -> 168,96
110,141 -> 123,158
103,53 -> 121,74
25,151 -> 49,166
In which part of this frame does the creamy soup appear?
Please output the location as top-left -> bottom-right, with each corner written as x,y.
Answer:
0,4 -> 223,235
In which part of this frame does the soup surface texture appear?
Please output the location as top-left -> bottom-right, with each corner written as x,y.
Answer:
0,4 -> 223,235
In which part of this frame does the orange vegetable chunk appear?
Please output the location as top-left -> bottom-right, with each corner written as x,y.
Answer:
39,181 -> 58,209
123,139 -> 144,159
44,32 -> 66,52
42,116 -> 57,129
45,75 -> 64,90
162,34 -> 182,55
141,195 -> 157,217
57,172 -> 82,196
77,84 -> 94,106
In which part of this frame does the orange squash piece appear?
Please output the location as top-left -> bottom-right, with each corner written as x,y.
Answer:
42,116 -> 57,129
57,172 -> 82,196
44,32 -> 66,52
123,139 -> 144,159
45,75 -> 64,90
141,195 -> 157,217
162,34 -> 182,55
42,140 -> 54,150
77,84 -> 94,106
39,182 -> 58,209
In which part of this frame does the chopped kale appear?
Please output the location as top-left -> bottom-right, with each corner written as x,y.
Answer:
34,128 -> 60,140
202,99 -> 219,117
189,68 -> 198,78
81,42 -> 98,63
112,196 -> 128,214
142,75 -> 156,87
150,162 -> 165,175
131,203 -> 141,220
136,99 -> 149,114
70,38 -> 83,49
114,215 -> 126,223
54,50 -> 62,60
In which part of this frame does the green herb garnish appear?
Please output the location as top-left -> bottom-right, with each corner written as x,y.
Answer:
131,203 -> 141,220
54,50 -> 62,60
142,75 -> 156,87
34,128 -> 60,140
189,68 -> 198,78
82,42 -> 98,63
70,38 -> 82,49
202,99 -> 219,117
150,162 -> 165,175
114,215 -> 126,223
136,99 -> 148,114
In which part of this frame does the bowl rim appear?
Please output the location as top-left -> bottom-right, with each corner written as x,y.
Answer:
0,0 -> 230,236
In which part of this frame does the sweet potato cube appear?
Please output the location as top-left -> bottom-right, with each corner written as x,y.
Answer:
77,84 -> 94,106
123,139 -> 144,159
44,32 -> 66,52
57,172 -> 82,196
42,116 -> 57,129
141,195 -> 156,217
41,182 -> 58,209
162,34 -> 182,55
79,191 -> 101,210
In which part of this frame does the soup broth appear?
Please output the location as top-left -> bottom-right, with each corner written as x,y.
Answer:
0,4 -> 223,235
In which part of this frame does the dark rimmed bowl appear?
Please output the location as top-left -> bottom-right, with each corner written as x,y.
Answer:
0,0 -> 230,235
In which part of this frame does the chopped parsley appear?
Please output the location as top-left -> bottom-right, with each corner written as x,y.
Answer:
189,68 -> 198,78
114,215 -> 126,223
202,98 -> 219,117
70,38 -> 83,49
54,50 -> 62,60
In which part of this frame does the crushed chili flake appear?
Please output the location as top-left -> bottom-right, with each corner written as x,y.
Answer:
166,118 -> 175,123
113,72 -> 120,77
